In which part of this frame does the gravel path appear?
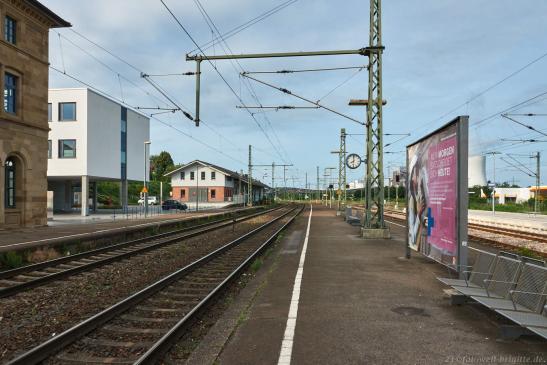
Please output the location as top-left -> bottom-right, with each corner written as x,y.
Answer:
0,210 -> 286,362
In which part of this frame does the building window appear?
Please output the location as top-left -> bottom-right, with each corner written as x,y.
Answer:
211,189 -> 216,199
180,171 -> 185,180
201,171 -> 205,180
211,171 -> 216,180
190,171 -> 195,180
5,158 -> 15,208
4,73 -> 17,114
48,103 -> 52,121
4,16 -> 16,44
121,107 -> 127,180
48,140 -> 52,159
58,139 -> 76,158
180,189 -> 186,198
59,102 -> 76,121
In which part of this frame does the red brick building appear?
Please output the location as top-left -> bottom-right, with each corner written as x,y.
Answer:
165,160 -> 267,206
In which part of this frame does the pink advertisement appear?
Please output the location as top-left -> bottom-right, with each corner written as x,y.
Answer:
407,121 -> 461,266
426,133 -> 457,255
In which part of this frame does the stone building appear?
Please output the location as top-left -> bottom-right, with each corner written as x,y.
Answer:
0,0 -> 70,228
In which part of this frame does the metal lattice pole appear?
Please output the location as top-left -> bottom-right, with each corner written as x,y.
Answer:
272,163 -> 276,201
316,166 -> 320,203
341,128 -> 347,210
248,145 -> 252,207
364,0 -> 385,230
535,152 -> 541,213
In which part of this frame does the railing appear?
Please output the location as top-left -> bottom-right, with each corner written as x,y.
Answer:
98,205 -> 188,220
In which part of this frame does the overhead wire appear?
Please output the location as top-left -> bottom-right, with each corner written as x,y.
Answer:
241,73 -> 364,125
316,67 -> 367,103
55,30 -> 173,110
413,48 -> 547,135
49,65 -> 246,166
160,0 -> 290,164
188,0 -> 298,54
192,0 -> 292,164
61,27 -> 259,165
242,65 -> 367,74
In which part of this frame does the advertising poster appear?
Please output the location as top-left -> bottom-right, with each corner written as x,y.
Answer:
406,117 -> 468,268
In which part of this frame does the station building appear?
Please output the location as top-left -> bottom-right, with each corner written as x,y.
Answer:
165,160 -> 267,208
0,0 -> 70,228
47,88 -> 150,215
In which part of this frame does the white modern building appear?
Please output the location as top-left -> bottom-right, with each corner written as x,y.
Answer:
47,88 -> 150,215
165,160 -> 267,208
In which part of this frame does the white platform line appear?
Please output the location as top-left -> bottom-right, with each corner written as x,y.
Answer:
277,204 -> 313,365
385,220 -> 406,228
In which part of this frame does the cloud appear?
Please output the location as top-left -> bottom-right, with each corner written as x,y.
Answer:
43,0 -> 547,186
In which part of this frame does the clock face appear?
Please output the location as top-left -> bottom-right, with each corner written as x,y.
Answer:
346,153 -> 362,169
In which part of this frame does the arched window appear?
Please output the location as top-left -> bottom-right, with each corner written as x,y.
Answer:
5,158 -> 15,208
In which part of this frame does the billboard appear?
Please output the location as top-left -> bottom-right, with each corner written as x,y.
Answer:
406,116 -> 468,270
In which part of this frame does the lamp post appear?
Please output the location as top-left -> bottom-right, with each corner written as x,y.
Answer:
144,141 -> 151,217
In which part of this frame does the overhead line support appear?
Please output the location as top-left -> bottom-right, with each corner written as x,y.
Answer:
185,47 -> 378,126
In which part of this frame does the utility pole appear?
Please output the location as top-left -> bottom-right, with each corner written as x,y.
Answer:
184,2 -> 384,227
487,151 -> 501,215
533,152 -> 541,214
239,169 -> 243,205
363,0 -> 388,237
305,172 -> 308,199
272,163 -> 275,201
251,162 -> 292,203
317,166 -> 320,203
331,128 -> 347,215
283,165 -> 288,201
248,145 -> 252,207
341,128 -> 347,211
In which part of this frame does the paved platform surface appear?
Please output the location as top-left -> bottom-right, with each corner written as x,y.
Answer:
0,208 -> 238,249
217,205 -> 546,365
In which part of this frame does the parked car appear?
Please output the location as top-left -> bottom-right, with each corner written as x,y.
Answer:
162,200 -> 188,211
138,196 -> 158,205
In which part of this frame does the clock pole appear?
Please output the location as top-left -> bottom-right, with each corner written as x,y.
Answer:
339,128 -> 347,214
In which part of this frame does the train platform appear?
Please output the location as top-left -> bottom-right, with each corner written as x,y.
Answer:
0,208 -> 245,251
197,204 -> 546,365
469,209 -> 547,231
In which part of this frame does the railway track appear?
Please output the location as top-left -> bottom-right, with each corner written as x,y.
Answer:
467,223 -> 547,244
0,206 -> 283,299
6,205 -> 303,365
384,208 -> 546,242
382,209 -> 546,257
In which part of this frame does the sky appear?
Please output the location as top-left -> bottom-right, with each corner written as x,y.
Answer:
43,0 -> 547,188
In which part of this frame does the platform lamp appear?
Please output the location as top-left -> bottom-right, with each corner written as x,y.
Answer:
144,141 -> 151,217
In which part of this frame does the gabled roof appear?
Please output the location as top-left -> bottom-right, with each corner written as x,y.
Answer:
164,160 -> 269,188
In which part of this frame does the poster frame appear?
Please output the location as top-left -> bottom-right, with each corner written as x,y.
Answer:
405,116 -> 468,276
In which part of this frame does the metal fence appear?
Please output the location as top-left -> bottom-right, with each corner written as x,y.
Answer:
100,205 -> 188,220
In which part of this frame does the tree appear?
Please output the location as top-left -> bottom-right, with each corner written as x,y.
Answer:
150,151 -> 174,182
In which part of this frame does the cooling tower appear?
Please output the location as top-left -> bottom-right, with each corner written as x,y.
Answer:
468,155 -> 487,187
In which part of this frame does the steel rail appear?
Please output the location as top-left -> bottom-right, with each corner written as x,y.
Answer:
6,205 -> 301,365
0,207 -> 262,279
382,210 -> 547,258
0,206 -> 283,298
468,223 -> 547,243
135,204 -> 305,364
